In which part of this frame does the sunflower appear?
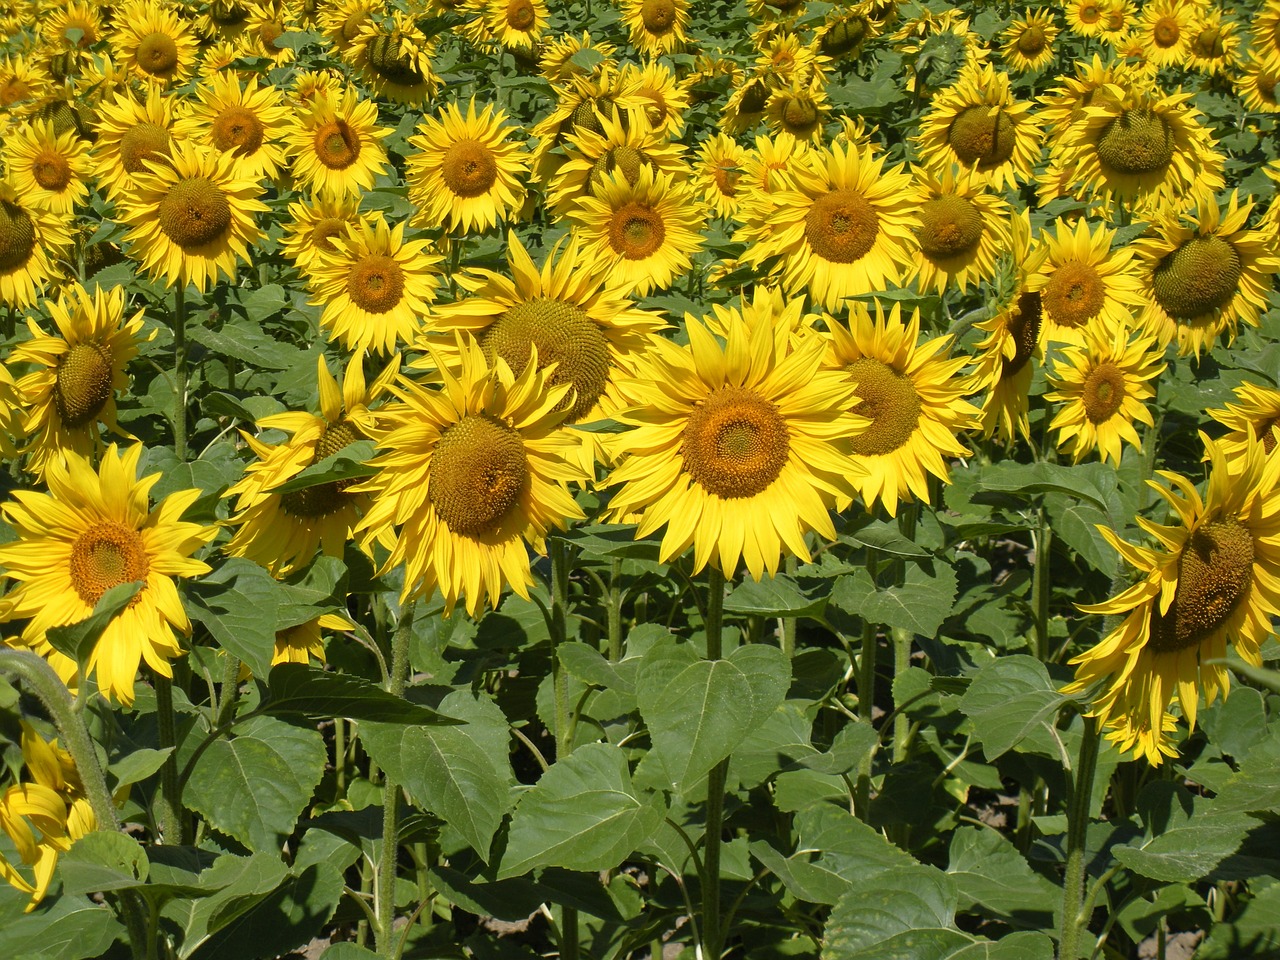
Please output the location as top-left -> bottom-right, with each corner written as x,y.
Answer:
117,142 -> 266,293
1185,9 -> 1238,76
280,193 -> 361,271
0,55 -> 44,118
111,0 -> 199,86
569,166 -> 705,297
621,0 -> 689,57
620,60 -> 691,138
732,131 -> 811,233
1251,0 -> 1280,72
815,7 -> 877,61
754,28 -> 824,85
41,1 -> 103,50
823,301 -> 978,517
348,10 -> 438,104
907,165 -> 1011,296
1134,192 -> 1280,357
527,66 -> 644,186
90,87 -> 182,201
1001,9 -> 1058,74
10,282 -> 149,481
318,0 -> 377,53
720,72 -> 774,136
307,213 -> 441,355
272,613 -> 350,664
1036,55 -> 1136,152
694,133 -> 746,220
224,353 -> 394,576
240,0 -> 299,65
540,31 -> 618,84
194,0 -> 253,42
195,40 -> 244,78
1207,382 -> 1280,471
351,338 -> 586,616
1026,217 -> 1146,346
0,444 -> 215,706
405,98 -> 529,234
290,68 -> 342,109
892,9 -> 988,96
605,311 -> 865,579
742,140 -> 915,311
0,183 -> 70,310
285,86 -> 391,198
2,120 -> 91,215
1065,437 -> 1280,764
175,73 -> 293,182
1238,56 -> 1280,113
914,64 -> 1039,192
484,0 -> 548,52
1133,0 -> 1191,68
763,78 -> 829,143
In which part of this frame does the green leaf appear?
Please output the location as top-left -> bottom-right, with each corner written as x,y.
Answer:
45,581 -> 143,675
59,832 -> 149,896
185,715 -> 325,853
0,892 -> 124,960
973,461 -> 1113,515
823,865 -> 959,958
109,747 -> 175,790
958,656 -> 1069,760
268,440 -> 377,494
497,742 -> 666,879
945,827 -> 1056,927
321,946 -> 382,960
186,559 -> 279,680
262,664 -> 448,723
842,520 -> 931,558
1113,815 -> 1252,883
1195,882 -> 1280,959
165,853 -> 290,958
557,642 -> 635,695
725,575 -> 827,617
830,561 -> 958,638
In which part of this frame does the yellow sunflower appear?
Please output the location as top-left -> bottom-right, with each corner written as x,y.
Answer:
41,1 -> 103,50
742,140 -> 916,311
289,68 -> 342,109
605,311 -> 866,579
621,0 -> 689,57
1065,436 -> 1280,764
0,444 -> 215,706
10,282 -> 149,481
0,55 -> 44,118
763,78 -> 830,143
117,142 -> 267,293
1252,0 -> 1280,72
540,31 -> 618,84
90,87 -> 183,202
815,7 -> 877,61
1001,9 -> 1058,74
194,0 -> 253,42
2,120 -> 91,215
225,353 -> 395,577
405,98 -> 529,234
0,183 -> 70,310
307,213 -> 442,355
1065,0 -> 1107,37
174,73 -> 293,181
240,0 -> 299,65
694,132 -> 746,220
348,10 -> 438,104
1136,0 -> 1192,68
1036,55 -> 1137,153
527,66 -> 644,186
907,165 -> 1012,296
111,0 -> 200,86
318,0 -> 377,53
1186,9 -> 1238,76
1238,55 -> 1280,113
285,86 -> 391,199
280,193 -> 361,271
484,0 -> 548,52
720,72 -> 774,136
731,131 -> 811,233
352,337 -> 586,616
1207,382 -> 1280,471
272,613 -> 350,664
1134,192 -> 1280,357
823,301 -> 979,517
569,166 -> 705,297
1045,321 -> 1164,466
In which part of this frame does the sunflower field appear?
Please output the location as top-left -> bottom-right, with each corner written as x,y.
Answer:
4,0 -> 1280,958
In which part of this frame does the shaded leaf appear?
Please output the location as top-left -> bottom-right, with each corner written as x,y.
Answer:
725,575 -> 827,617
830,562 -> 958,638
262,664 -> 448,723
59,832 -> 149,896
958,656 -> 1069,760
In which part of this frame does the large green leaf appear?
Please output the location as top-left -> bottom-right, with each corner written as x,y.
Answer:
165,853 -> 290,959
823,865 -> 958,958
1196,882 -> 1280,959
830,561 -> 958,638
725,575 -> 827,617
186,559 -> 280,680
946,827 -> 1056,928
0,891 -> 124,960
59,832 -> 149,896
958,656 -> 1070,760
1113,816 -> 1253,883
262,663 -> 449,723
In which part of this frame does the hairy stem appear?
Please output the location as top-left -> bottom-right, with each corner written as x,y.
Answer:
172,283 -> 188,460
153,673 -> 185,844
702,566 -> 727,960
375,601 -> 417,957
1058,716 -> 1101,960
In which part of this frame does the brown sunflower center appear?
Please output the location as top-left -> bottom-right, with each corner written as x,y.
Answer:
55,342 -> 115,428
1004,291 -> 1042,376
136,31 -> 179,77
313,119 -> 361,170
1096,109 -> 1173,176
947,106 -> 1017,170
846,357 -> 922,456
1255,417 -> 1280,453
590,145 -> 653,191
1193,26 -> 1224,59
340,11 -> 367,42
366,34 -> 426,86
569,97 -> 608,137
1081,361 -> 1126,423
640,0 -> 675,34
608,201 -> 666,260
1257,71 -> 1280,105
0,199 -> 36,271
118,122 -> 172,174
1016,25 -> 1047,55
158,176 -> 232,250
1042,259 -> 1106,328
481,297 -> 611,423
1151,236 -> 1242,320
713,160 -> 740,198
1153,16 -> 1180,48
429,414 -> 529,536
1149,519 -> 1254,653
915,194 -> 984,259
259,20 -> 284,50
31,148 -> 73,191
0,77 -> 31,106
280,420 -> 363,518
779,95 -> 821,137
506,0 -> 536,31
681,386 -> 790,499
442,139 -> 498,198
311,216 -> 347,255
211,104 -> 265,155
820,16 -> 868,57
1079,2 -> 1101,24
346,254 -> 405,313
69,521 -> 150,606
805,188 -> 879,264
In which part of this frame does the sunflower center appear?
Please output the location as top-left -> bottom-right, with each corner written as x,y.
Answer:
1149,519 -> 1255,653
313,119 -> 361,170
821,16 -> 868,57
1079,2 -> 1101,23
590,145 -> 653,191
1081,361 -> 1126,424
118,122 -> 172,174
32,148 -> 73,191
136,31 -> 179,77
506,0 -> 536,31
1153,16 -> 1180,48
1042,259 -> 1105,328
280,420 -> 363,518
915,195 -> 983,259
569,97 -> 608,137
0,199 -> 36,271
804,188 -> 879,264
55,342 -> 115,428
211,104 -> 265,155
1095,109 -> 1173,175
309,218 -> 346,257
340,11 -> 367,41
608,201 -> 666,260
158,177 -> 232,250
947,106 -> 1016,170
1004,291 -> 1042,376
738,79 -> 770,115
1151,236 -> 1242,320
346,254 -> 405,314
713,161 -> 740,198
780,96 -> 821,137
69,522 -> 150,607
259,20 -> 284,50
0,77 -> 31,106
845,357 -> 922,456
681,386 -> 790,499
1255,417 -> 1280,453
640,0 -> 675,34
1257,72 -> 1280,105
1193,26 -> 1224,59
1016,25 -> 1047,54
441,139 -> 498,198
429,414 -> 529,536
481,297 -> 611,423
366,34 -> 426,85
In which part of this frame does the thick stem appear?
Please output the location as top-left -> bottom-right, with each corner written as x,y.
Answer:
702,566 -> 727,960
548,539 -> 580,960
1032,506 -> 1052,662
891,506 -> 918,762
172,283 -> 188,461
214,652 -> 241,729
1058,716 -> 1102,960
375,601 -> 417,957
780,554 -> 797,658
153,673 -> 185,844
607,558 -> 623,662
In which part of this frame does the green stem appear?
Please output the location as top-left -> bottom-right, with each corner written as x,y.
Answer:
702,566 -> 727,960
780,554 -> 797,658
214,652 -> 241,730
1058,716 -> 1102,960
172,283 -> 188,461
607,557 -> 623,662
335,717 -> 348,799
153,673 -> 185,844
375,601 -> 417,958
1032,505 -> 1052,662
548,538 -> 579,960
891,506 -> 919,762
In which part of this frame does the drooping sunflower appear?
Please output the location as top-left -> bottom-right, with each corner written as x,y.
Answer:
621,0 -> 689,57
1251,0 -> 1280,72
743,140 -> 916,311
174,73 -> 293,182
0,183 -> 70,310
815,7 -> 877,61
1065,437 -> 1280,764
569,166 -> 705,297
0,444 -> 215,706
763,78 -> 830,143
1238,56 -> 1280,113
1207,382 -> 1280,471
891,8 -> 988,97
1136,0 -> 1192,68
405,98 -> 529,234
1134,192 -> 1280,357
1185,9 -> 1238,76
823,301 -> 978,517
285,86 -> 391,198
1045,322 -> 1164,466
224,353 -> 395,577
907,165 -> 1012,296
694,132 -> 746,220
272,613 -> 350,665
90,87 -> 182,201
527,66 -> 644,186
347,10 -> 438,104
318,0 -> 377,53
240,0 -> 299,65
606,311 -> 866,579
194,0 -> 253,42
117,142 -> 267,293
280,193 -> 362,271
111,0 -> 200,86
1001,9 -> 1058,74
10,282 -> 149,481
539,31 -> 617,84
914,64 -> 1039,192
484,0 -> 548,52
307,213 -> 442,355
2,120 -> 91,216
720,71 -> 774,136
352,338 -> 586,616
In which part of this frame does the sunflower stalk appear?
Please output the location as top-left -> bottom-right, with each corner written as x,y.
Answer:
1032,504 -> 1053,662
1057,714 -> 1101,960
171,282 -> 188,461
548,538 -> 580,960
701,565 -> 728,960
891,502 -> 919,763
153,672 -> 187,845
607,556 -> 624,661
780,554 -> 798,658
375,599 -> 417,958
